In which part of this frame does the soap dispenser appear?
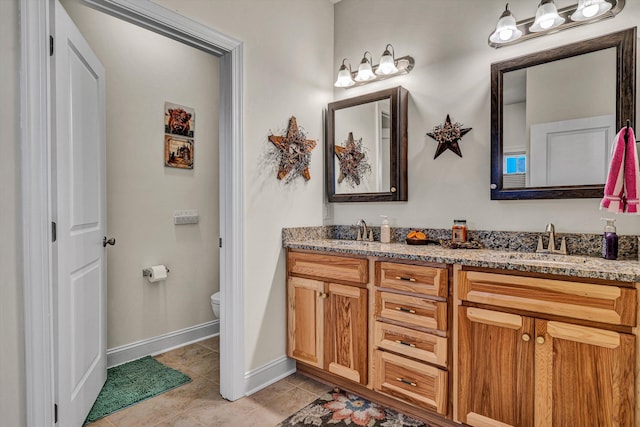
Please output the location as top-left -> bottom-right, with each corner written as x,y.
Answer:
601,218 -> 618,260
380,215 -> 391,243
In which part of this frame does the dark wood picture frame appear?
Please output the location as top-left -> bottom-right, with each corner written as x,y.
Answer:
491,27 -> 636,200
326,86 -> 408,202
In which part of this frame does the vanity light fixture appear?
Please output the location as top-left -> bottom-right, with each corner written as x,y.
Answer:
489,0 -> 625,48
571,0 -> 612,21
355,51 -> 376,82
334,59 -> 355,88
376,44 -> 399,75
334,44 -> 414,89
489,4 -> 523,44
530,0 -> 565,32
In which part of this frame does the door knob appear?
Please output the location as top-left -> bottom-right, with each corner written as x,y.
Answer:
536,336 -> 545,345
103,236 -> 116,247
522,334 -> 531,342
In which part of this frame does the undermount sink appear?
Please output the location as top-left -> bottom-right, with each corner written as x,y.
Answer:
329,239 -> 375,246
494,253 -> 592,267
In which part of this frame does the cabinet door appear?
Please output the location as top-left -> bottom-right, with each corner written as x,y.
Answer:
534,320 -> 635,427
287,276 -> 325,368
457,307 -> 534,427
326,282 -> 368,385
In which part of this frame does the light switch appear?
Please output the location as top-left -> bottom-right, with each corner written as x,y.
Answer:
174,210 -> 199,225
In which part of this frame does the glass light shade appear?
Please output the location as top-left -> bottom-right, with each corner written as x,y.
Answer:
570,0 -> 612,21
376,51 -> 398,75
489,5 -> 523,44
529,1 -> 565,32
334,65 -> 354,88
355,60 -> 376,82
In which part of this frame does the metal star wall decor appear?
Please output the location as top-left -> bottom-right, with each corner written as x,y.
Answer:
268,116 -> 317,183
427,114 -> 472,159
335,132 -> 371,187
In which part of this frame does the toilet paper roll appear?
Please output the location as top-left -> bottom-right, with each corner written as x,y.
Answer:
148,265 -> 168,283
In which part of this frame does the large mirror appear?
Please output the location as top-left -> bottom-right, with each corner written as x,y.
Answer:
327,86 -> 408,202
491,28 -> 636,200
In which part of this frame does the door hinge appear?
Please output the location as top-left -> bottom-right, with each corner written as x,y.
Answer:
54,403 -> 58,423
49,35 -> 54,56
219,238 -> 222,248
52,221 -> 57,242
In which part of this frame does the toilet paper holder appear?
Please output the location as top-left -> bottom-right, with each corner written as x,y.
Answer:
142,266 -> 170,277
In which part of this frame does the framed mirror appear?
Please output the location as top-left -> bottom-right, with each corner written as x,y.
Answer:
491,27 -> 636,200
327,86 -> 408,202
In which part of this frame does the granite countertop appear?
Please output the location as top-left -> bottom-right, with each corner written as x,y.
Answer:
283,238 -> 640,283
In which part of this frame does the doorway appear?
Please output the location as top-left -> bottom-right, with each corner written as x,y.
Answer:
20,0 -> 245,424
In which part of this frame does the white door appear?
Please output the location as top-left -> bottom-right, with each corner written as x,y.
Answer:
53,1 -> 107,425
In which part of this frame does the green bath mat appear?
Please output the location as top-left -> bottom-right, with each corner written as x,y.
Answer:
84,356 -> 191,424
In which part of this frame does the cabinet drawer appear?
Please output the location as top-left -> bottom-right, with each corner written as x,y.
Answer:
458,271 -> 637,327
288,251 -> 368,284
376,291 -> 447,331
374,321 -> 447,367
374,350 -> 448,414
376,262 -> 448,297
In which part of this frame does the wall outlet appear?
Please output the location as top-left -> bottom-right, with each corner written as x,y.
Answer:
174,210 -> 199,225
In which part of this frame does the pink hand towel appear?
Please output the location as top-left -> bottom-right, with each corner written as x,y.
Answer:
623,126 -> 639,213
601,126 -> 639,213
601,128 -> 627,213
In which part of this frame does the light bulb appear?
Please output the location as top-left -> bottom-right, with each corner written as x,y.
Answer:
583,4 -> 599,17
540,18 -> 554,29
499,29 -> 513,41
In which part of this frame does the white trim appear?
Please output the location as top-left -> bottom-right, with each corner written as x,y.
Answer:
21,0 -> 245,423
20,1 -> 55,426
244,357 -> 296,397
107,321 -> 220,368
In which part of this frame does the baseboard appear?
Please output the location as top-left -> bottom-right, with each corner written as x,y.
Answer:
107,320 -> 219,367
244,356 -> 296,396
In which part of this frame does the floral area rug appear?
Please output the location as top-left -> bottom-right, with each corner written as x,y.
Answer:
276,388 -> 433,427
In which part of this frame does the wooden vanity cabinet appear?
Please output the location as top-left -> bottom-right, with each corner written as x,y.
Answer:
286,251 -> 369,385
373,261 -> 450,415
456,269 -> 637,427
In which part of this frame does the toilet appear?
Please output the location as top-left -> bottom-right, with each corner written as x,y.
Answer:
211,291 -> 220,318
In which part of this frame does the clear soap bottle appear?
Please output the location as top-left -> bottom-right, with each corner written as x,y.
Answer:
380,215 -> 391,243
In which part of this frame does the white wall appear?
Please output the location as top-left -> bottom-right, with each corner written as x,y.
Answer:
61,0 -> 220,348
331,0 -> 640,236
0,1 -> 25,425
151,0 -> 334,371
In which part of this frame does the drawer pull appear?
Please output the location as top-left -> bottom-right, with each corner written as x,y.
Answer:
396,377 -> 417,387
536,336 -> 545,345
395,307 -> 416,314
522,334 -> 531,342
395,276 -> 417,282
395,340 -> 416,348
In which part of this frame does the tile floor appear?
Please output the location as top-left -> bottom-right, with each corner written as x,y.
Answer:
86,336 -> 332,427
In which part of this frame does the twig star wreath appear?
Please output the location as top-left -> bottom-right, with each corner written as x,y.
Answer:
268,116 -> 317,183
427,114 -> 472,159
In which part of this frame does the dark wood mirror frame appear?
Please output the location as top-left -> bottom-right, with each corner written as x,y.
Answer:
491,27 -> 636,200
327,86 -> 408,203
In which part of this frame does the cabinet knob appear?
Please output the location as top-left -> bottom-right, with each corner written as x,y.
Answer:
522,334 -> 531,342
317,292 -> 328,299
536,336 -> 545,345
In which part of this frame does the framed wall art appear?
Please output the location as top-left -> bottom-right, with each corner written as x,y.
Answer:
164,102 -> 195,169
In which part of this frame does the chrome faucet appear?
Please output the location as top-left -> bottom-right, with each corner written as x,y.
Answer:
356,219 -> 370,241
536,223 -> 567,255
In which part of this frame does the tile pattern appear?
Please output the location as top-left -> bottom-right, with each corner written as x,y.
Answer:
86,337 -> 330,427
283,236 -> 640,283
304,225 -> 639,260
